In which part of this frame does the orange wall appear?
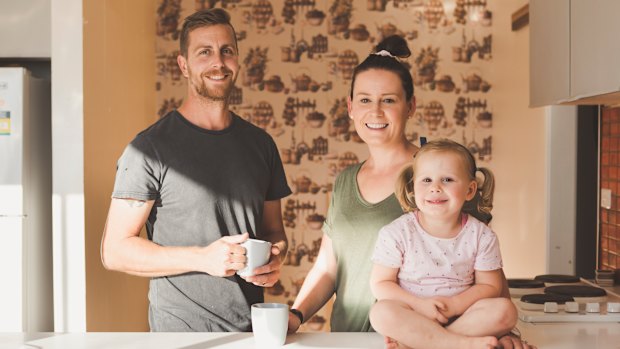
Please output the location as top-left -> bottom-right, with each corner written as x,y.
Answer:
83,0 -> 156,331
81,0 -> 546,331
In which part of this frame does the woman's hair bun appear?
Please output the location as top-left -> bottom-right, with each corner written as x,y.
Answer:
374,35 -> 411,59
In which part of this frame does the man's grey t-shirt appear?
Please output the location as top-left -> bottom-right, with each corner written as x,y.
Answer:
112,110 -> 291,332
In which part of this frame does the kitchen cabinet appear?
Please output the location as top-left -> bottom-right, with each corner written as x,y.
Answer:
530,0 -> 570,107
0,0 -> 51,58
570,0 -> 620,101
530,0 -> 620,107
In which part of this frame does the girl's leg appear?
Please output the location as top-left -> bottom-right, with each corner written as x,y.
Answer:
447,297 -> 518,337
370,299 -> 498,349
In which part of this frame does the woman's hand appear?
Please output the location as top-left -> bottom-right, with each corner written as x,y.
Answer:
287,311 -> 301,334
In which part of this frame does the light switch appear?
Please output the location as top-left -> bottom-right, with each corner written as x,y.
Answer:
601,188 -> 612,209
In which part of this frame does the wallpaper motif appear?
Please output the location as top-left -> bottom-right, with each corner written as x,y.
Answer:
156,0 -> 494,331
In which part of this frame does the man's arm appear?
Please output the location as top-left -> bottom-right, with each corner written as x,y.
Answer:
243,199 -> 288,287
261,199 -> 288,258
100,198 -> 248,277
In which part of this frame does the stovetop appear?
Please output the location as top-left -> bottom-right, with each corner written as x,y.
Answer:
509,276 -> 620,323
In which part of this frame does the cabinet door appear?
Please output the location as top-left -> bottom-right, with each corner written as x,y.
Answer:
530,0 -> 571,107
571,0 -> 620,99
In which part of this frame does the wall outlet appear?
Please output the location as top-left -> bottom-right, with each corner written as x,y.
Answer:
601,188 -> 612,209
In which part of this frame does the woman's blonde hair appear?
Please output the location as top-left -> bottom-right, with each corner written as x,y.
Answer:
395,139 -> 495,224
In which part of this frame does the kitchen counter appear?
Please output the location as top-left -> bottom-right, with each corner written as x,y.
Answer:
517,322 -> 620,348
2,322 -> 620,349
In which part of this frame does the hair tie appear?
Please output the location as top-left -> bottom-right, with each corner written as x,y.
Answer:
373,50 -> 395,58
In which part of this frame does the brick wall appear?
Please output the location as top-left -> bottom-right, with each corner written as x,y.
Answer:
600,106 -> 620,273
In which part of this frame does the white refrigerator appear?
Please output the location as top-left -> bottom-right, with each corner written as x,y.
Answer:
0,67 -> 53,331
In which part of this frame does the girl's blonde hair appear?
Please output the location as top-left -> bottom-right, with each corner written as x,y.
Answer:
395,139 -> 495,224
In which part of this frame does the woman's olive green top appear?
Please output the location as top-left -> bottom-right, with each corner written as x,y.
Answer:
323,163 -> 404,332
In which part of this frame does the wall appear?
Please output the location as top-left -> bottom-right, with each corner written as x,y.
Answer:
152,0 -> 546,331
0,0 -> 550,333
51,0 -> 85,333
83,0 -> 156,331
79,0 -> 546,331
600,106 -> 620,274
486,1 -> 546,278
546,106 -> 577,275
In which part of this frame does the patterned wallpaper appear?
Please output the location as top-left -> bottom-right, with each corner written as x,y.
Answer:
155,0 -> 495,331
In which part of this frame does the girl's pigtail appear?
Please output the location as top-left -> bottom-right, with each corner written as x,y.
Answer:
395,164 -> 417,212
466,167 -> 495,224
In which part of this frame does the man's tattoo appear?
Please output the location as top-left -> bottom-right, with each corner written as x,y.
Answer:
126,200 -> 146,208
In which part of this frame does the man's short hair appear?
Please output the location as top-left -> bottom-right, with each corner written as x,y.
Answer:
179,8 -> 237,57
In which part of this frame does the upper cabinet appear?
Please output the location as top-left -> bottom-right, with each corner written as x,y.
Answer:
530,0 -> 570,107
0,0 -> 51,58
530,0 -> 620,107
570,1 -> 620,101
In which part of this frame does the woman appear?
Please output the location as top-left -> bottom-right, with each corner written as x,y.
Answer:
286,35 -> 535,349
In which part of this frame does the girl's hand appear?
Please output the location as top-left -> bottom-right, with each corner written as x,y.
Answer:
414,298 -> 449,324
432,296 -> 460,318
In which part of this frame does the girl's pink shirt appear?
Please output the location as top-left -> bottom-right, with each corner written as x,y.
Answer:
372,211 -> 502,297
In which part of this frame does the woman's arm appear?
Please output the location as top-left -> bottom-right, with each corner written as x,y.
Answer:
288,234 -> 338,332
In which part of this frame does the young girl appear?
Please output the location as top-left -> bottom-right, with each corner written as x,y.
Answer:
369,139 -> 517,349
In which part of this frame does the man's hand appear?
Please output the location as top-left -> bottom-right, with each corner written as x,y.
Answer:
199,233 -> 248,277
242,244 -> 284,287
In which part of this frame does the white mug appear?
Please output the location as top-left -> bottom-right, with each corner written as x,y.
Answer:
237,239 -> 272,277
251,303 -> 288,347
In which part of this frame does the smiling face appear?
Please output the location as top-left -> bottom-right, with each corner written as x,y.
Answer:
347,69 -> 415,147
177,24 -> 239,102
412,150 -> 477,223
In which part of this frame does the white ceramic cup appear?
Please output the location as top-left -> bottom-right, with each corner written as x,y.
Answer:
237,239 -> 272,277
251,303 -> 288,347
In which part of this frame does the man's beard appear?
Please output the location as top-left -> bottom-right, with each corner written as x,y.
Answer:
191,68 -> 236,102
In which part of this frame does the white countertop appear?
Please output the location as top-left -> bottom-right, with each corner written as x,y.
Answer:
516,322 -> 620,349
2,321 -> 620,349
6,332 -> 384,349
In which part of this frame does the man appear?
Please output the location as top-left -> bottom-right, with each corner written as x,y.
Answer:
101,8 -> 291,332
